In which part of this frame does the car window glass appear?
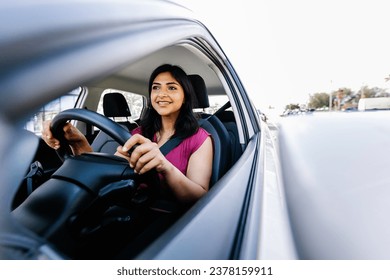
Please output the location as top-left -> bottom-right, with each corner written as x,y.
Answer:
24,87 -> 81,135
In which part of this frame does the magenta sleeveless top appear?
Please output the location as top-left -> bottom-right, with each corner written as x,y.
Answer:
131,127 -> 211,175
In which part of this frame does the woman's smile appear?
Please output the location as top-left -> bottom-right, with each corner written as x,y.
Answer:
156,100 -> 172,106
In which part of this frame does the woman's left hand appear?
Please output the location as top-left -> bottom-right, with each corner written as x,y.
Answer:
115,134 -> 171,175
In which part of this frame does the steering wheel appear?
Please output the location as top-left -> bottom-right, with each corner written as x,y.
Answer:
50,108 -> 132,159
13,109 -> 168,258
50,107 -> 160,202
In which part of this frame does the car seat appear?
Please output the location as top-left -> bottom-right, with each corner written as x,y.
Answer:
189,75 -> 232,186
102,92 -> 134,129
91,92 -> 138,153
215,101 -> 242,164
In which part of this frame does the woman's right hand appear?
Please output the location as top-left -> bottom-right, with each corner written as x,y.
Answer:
116,134 -> 170,175
41,120 -> 92,155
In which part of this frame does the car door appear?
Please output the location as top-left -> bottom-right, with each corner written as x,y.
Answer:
0,0 -> 268,260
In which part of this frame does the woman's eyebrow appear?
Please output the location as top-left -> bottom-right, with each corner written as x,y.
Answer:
153,81 -> 179,85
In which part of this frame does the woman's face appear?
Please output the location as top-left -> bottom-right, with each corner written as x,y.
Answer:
150,71 -> 185,119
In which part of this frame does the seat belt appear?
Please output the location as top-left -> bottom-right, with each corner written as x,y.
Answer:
159,116 -> 208,156
159,137 -> 183,156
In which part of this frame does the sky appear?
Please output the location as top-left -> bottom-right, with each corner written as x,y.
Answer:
174,0 -> 390,113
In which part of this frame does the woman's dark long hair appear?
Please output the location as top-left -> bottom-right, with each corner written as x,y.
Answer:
140,64 -> 199,140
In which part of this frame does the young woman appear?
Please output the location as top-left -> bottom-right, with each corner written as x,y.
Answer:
42,64 -> 213,205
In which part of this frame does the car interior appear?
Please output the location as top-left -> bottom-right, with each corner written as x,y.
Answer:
13,43 -> 246,259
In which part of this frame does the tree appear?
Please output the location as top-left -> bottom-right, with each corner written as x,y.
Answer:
358,85 -> 376,98
284,103 -> 300,110
285,83 -> 390,111
358,85 -> 389,98
307,92 -> 329,109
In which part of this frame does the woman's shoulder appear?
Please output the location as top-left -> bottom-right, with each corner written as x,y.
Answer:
196,127 -> 211,138
181,127 -> 210,149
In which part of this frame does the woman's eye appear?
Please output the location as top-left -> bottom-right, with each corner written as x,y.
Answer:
152,85 -> 160,90
168,86 -> 177,91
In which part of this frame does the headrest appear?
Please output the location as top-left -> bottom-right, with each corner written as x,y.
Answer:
103,92 -> 131,118
189,74 -> 209,109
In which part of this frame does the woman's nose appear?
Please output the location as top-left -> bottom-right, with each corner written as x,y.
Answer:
157,88 -> 168,96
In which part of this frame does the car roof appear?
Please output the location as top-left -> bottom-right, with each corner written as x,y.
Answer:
0,0 -> 227,124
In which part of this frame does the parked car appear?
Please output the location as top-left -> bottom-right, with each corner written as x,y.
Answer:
358,97 -> 390,111
1,0 -> 390,261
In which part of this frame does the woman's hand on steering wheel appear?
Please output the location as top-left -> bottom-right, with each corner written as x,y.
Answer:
42,120 -> 92,155
116,134 -> 171,175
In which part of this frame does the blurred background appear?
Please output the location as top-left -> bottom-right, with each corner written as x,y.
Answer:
174,0 -> 390,121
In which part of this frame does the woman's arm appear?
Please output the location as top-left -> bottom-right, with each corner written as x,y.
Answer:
162,137 -> 213,203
